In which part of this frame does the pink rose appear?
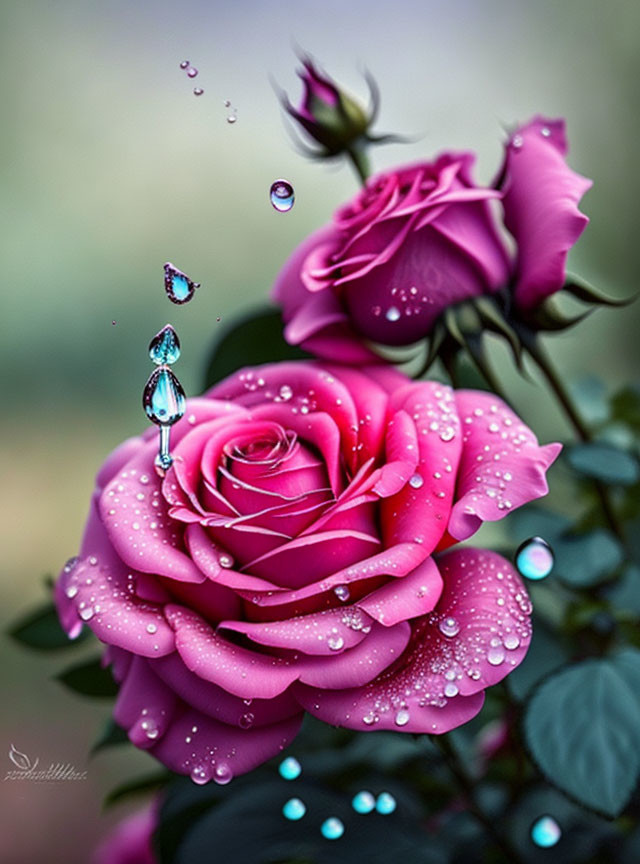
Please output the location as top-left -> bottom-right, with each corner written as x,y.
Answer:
273,117 -> 591,359
92,803 -> 156,864
56,361 -> 559,783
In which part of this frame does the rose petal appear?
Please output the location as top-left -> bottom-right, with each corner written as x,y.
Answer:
449,391 -> 561,540
358,558 -> 443,626
113,656 -> 177,749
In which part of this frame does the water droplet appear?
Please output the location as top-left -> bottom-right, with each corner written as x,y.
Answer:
65,585 -> 78,599
146,623 -> 158,634
186,66 -> 198,78
375,792 -> 396,815
149,325 -> 181,365
321,817 -> 344,840
439,617 -> 460,638
439,426 -> 455,442
512,133 -> 524,149
270,180 -> 295,213
163,262 -> 200,305
63,557 -> 79,574
190,763 -> 211,785
352,790 -> 376,814
214,763 -> 233,785
239,712 -> 254,729
487,646 -> 505,666
504,633 -> 520,650
279,384 -> 293,401
143,368 -> 186,426
385,306 -> 401,322
79,606 -> 94,621
516,537 -> 554,581
541,126 -> 551,137
226,113 -> 237,124
444,682 -> 459,697
334,585 -> 350,602
193,87 -> 204,96
223,99 -> 231,107
218,553 -> 234,569
111,320 -> 117,325
179,60 -> 189,69
141,718 -> 159,740
531,815 -> 561,848
282,797 -> 306,820
279,756 -> 302,780
409,473 -> 424,489
394,709 -> 410,727
328,635 -> 345,651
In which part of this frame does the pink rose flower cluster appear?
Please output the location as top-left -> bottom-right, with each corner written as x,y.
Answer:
273,117 -> 591,360
56,361 -> 559,783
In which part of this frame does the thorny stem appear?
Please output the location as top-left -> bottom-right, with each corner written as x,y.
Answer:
435,735 -> 526,864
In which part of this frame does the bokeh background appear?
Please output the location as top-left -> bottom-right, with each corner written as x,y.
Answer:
1,0 -> 638,860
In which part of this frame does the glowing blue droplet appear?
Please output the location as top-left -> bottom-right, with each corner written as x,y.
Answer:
164,262 -> 200,305
270,180 -> 295,212
282,797 -> 306,820
531,815 -> 561,848
143,368 -> 186,426
516,536 -> 554,581
352,790 -> 376,814
279,757 -> 301,780
375,792 -> 396,815
321,817 -> 344,840
149,325 -> 181,365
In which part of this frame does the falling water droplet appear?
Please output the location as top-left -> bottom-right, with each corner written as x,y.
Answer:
439,616 -> 460,638
163,262 -> 200,305
334,585 -> 350,602
352,790 -> 376,814
186,66 -> 198,78
190,763 -> 211,785
270,180 -> 295,213
193,87 -> 204,96
321,817 -> 344,840
179,60 -> 189,69
385,306 -> 401,322
375,792 -> 396,815
282,797 -> 306,820
279,757 -> 302,780
515,537 -> 554,581
409,473 -> 424,489
143,368 -> 186,425
531,815 -> 561,848
149,325 -> 181,366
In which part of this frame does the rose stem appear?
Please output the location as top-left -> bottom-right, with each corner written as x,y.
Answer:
346,144 -> 370,186
434,734 -> 526,864
524,335 -> 624,542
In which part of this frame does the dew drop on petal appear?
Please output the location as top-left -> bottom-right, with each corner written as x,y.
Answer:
282,797 -> 306,820
516,537 -> 554,581
321,817 -> 344,840
190,763 -> 211,785
279,384 -> 293,401
487,646 -> 505,666
385,306 -> 401,322
333,585 -> 350,602
409,473 -> 424,489
270,180 -> 295,212
279,756 -> 301,780
328,635 -> 345,651
439,617 -> 460,638
531,815 -> 561,848
213,763 -> 233,785
352,790 -> 376,814
394,709 -> 410,727
375,792 -> 396,815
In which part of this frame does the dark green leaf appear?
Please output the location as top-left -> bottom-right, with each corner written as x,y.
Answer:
611,385 -> 640,432
568,376 -> 609,426
563,275 -> 634,308
104,770 -> 173,809
91,717 -> 129,755
524,649 -> 640,817
567,442 -> 639,486
507,620 -> 569,702
8,602 -> 89,650
607,564 -> 640,616
507,505 -> 572,543
57,657 -> 118,698
554,529 -> 624,588
203,307 -> 310,390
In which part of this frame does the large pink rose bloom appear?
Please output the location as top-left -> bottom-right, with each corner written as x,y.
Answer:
273,116 -> 591,359
56,362 -> 560,783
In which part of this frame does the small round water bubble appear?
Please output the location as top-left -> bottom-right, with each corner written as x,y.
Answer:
334,584 -> 350,602
375,792 -> 396,815
409,473 -> 424,489
282,797 -> 306,820
321,817 -> 344,840
193,87 -> 204,96
385,306 -> 401,322
516,536 -> 554,581
190,763 -> 211,785
179,60 -> 189,69
530,815 -> 561,848
279,756 -> 301,780
186,66 -> 198,78
439,616 -> 460,638
270,180 -> 295,213
213,763 -> 233,785
163,262 -> 200,305
352,790 -> 376,814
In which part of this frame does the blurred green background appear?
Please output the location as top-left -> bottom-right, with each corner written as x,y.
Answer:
1,0 -> 638,861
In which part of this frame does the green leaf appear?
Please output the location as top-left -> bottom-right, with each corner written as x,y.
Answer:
607,564 -> 640,616
57,657 -> 118,698
524,649 -> 640,817
507,620 -> 569,702
567,442 -> 639,486
8,602 -> 89,650
91,717 -> 129,755
563,275 -> 634,308
611,385 -> 640,432
203,307 -> 310,390
507,505 -> 572,543
104,771 -> 173,809
554,529 -> 624,588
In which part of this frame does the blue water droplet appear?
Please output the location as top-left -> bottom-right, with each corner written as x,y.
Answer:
375,792 -> 396,815
320,817 -> 344,840
516,536 -> 554,580
270,180 -> 295,212
278,757 -> 301,780
282,797 -> 306,820
143,367 -> 186,426
163,262 -> 200,305
352,790 -> 376,814
149,325 -> 181,366
531,815 -> 561,848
